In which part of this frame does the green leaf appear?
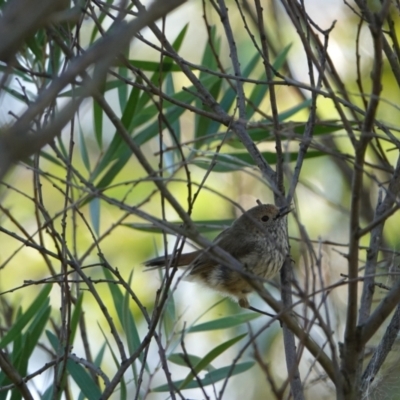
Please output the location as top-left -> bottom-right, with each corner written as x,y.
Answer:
0,285 -> 52,349
89,0 -> 113,44
246,71 -> 267,119
138,23 -> 188,87
278,98 -> 312,121
2,86 -> 29,102
153,361 -> 255,392
26,30 -> 45,61
121,85 -> 140,130
128,60 -> 183,72
172,23 -> 189,52
103,267 -> 144,372
89,197 -> 100,237
46,330 -> 60,352
93,155 -> 131,191
246,46 -> 292,120
165,73 -> 181,154
67,359 -> 102,400
162,291 -> 176,337
195,26 -> 221,141
10,304 -> 51,391
70,293 -> 84,344
79,128 -> 91,171
122,272 -> 143,370
98,324 -> 128,397
21,303 -> 51,361
47,39 -> 62,76
193,150 -> 324,172
168,353 -> 214,371
196,77 -> 222,137
133,104 -> 186,148
226,122 -> 344,149
103,268 -> 124,319
204,48 -> 263,137
179,333 -> 247,389
38,150 -> 63,167
118,66 -> 129,111
272,43 -> 292,72
94,344 -> 106,368
187,313 -> 261,333
91,74 -> 218,189
200,361 -> 254,386
93,99 -> 103,148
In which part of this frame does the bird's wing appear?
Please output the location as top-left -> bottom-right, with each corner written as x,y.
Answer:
189,228 -> 252,275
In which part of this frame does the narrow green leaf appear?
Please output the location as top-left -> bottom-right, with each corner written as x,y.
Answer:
306,123 -> 345,136
133,103 -> 186,147
92,74 -> 217,187
179,334 -> 247,389
22,304 -> 51,360
165,73 -> 181,148
98,324 -> 128,396
0,285 -> 52,349
103,268 -> 124,322
93,99 -> 103,148
193,150 -> 324,172
46,330 -> 60,352
227,123 -> 344,148
79,128 -> 91,171
38,151 -> 63,167
195,26 -> 220,140
89,0 -> 113,44
246,71 -> 267,119
2,86 -> 29,102
195,42 -> 256,145
89,197 -> 101,237
168,353 -> 214,371
272,43 -> 292,72
153,361 -> 255,392
200,361 -> 254,386
278,98 -> 312,121
246,45 -> 291,120
128,60 -> 183,72
139,23 -> 188,90
122,271 -> 143,368
94,344 -> 106,368
26,30 -> 44,60
196,78 -> 222,138
67,359 -> 102,400
172,23 -> 189,51
57,135 -> 68,159
121,86 -> 140,130
162,293 -> 176,337
94,155 -> 131,191
41,384 -> 54,400
9,305 -> 51,393
70,293 -> 84,344
187,313 -> 261,333
118,66 -> 128,111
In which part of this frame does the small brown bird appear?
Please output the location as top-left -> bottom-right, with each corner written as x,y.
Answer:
144,204 -> 290,309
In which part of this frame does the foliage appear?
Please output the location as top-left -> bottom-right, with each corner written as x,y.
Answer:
0,1 -> 400,400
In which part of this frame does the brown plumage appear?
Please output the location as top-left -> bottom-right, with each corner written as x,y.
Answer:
144,204 -> 290,308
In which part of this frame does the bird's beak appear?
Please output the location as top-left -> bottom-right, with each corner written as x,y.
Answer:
278,205 -> 293,218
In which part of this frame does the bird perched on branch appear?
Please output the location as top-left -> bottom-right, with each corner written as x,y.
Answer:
144,203 -> 291,309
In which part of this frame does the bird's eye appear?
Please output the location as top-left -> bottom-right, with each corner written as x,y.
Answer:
261,215 -> 269,222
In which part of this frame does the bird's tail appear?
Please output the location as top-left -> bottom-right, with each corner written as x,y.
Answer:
143,251 -> 200,270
